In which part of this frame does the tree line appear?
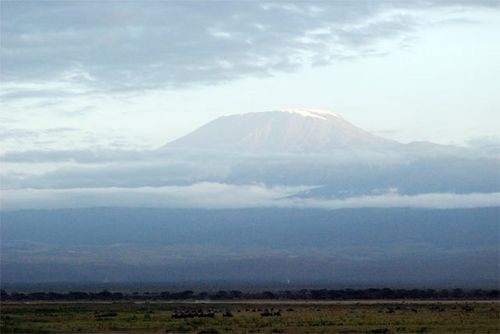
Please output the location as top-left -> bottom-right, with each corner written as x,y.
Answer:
1,288 -> 498,301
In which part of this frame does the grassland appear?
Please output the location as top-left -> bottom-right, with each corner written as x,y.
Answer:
1,300 -> 499,333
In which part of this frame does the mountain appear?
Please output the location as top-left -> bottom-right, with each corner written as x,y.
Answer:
165,109 -> 400,153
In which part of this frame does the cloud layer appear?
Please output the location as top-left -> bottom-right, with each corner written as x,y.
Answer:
2,1 -> 496,93
2,183 -> 498,210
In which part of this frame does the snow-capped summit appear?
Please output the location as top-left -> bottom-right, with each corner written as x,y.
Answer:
273,108 -> 342,120
164,109 -> 399,153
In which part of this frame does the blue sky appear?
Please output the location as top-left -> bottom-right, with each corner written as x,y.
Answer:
1,0 -> 499,154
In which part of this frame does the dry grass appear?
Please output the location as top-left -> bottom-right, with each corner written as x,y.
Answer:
1,300 -> 499,333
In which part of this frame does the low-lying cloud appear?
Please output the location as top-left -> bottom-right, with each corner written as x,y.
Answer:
1,183 -> 498,210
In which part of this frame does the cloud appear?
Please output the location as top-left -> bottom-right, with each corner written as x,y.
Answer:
0,148 -> 151,163
1,183 -> 498,210
0,128 -> 41,141
0,183 -> 309,210
0,127 -> 78,141
288,192 -> 500,210
1,147 -> 498,197
2,1 -> 496,94
0,126 -> 139,153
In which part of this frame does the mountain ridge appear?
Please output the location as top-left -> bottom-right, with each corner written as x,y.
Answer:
164,109 -> 400,153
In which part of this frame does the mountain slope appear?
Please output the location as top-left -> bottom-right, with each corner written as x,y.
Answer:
165,109 -> 400,153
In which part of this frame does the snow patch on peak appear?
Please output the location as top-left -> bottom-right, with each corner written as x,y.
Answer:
277,108 -> 342,120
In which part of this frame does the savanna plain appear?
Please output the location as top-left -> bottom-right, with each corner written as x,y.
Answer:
1,300 -> 499,334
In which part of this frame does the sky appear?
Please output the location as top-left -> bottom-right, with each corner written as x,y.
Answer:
1,1 -> 499,210
1,0 -> 500,155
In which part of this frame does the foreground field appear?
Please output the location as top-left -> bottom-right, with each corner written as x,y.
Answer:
1,301 -> 499,333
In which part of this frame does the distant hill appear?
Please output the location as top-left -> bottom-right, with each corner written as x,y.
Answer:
1,207 -> 498,287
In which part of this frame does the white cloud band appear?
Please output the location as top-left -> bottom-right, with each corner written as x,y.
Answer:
1,183 -> 498,210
